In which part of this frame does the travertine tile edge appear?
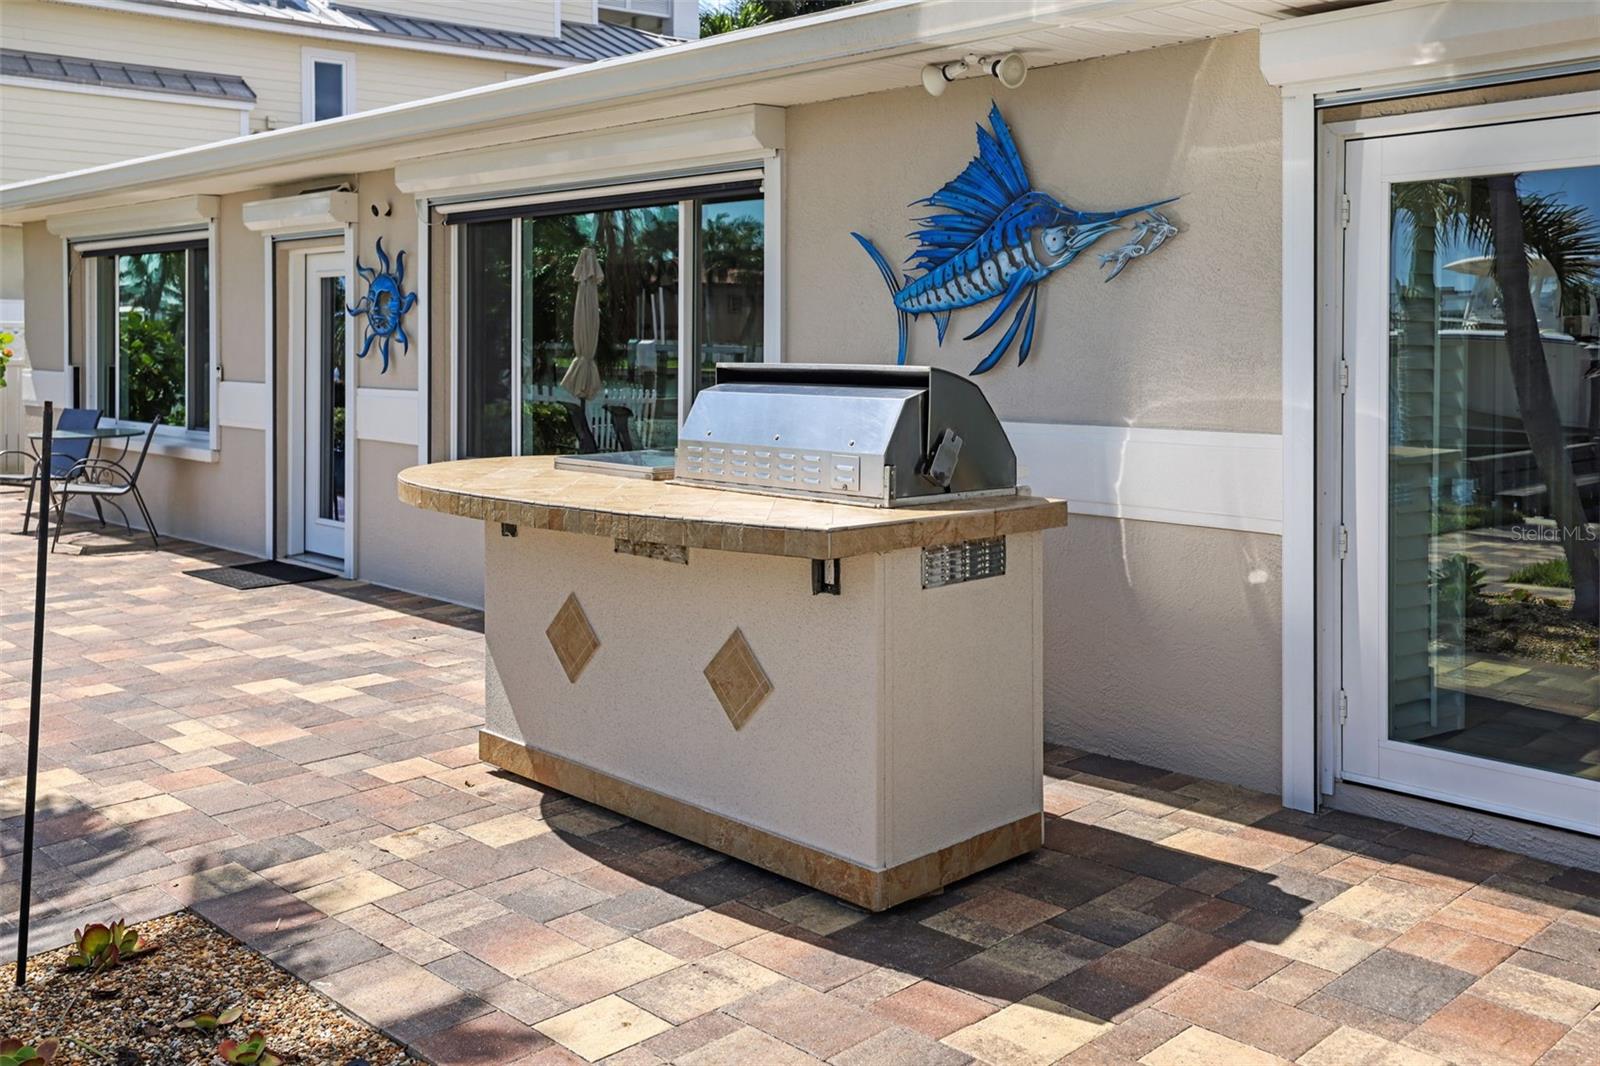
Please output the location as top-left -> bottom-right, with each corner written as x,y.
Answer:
479,730 -> 1041,911
399,458 -> 1067,562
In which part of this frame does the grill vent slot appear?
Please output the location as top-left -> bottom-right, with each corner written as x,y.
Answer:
921,537 -> 1006,589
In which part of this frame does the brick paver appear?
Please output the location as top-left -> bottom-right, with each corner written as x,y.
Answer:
2,500 -> 1598,1065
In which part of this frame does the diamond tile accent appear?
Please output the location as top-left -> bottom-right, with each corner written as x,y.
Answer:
704,628 -> 772,730
546,593 -> 599,683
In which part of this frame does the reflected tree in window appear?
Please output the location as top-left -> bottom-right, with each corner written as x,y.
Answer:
118,250 -> 187,427
1394,176 -> 1600,621
700,199 -> 764,374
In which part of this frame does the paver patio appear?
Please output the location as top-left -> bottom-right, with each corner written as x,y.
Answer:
2,497 -> 1598,1066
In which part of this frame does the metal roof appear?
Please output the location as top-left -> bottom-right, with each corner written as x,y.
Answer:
0,47 -> 257,103
120,0 -> 677,63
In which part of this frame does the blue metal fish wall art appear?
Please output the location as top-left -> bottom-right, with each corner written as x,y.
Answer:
346,237 -> 418,373
852,103 -> 1179,375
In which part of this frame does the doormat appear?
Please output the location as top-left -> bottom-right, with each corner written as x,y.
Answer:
185,560 -> 336,590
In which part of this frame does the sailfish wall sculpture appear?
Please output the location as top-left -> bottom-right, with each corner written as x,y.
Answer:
852,103 -> 1179,375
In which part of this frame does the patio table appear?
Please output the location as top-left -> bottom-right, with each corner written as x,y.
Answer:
28,425 -> 142,464
28,425 -> 146,531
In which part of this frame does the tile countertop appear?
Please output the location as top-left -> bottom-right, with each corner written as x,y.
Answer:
398,456 -> 1068,560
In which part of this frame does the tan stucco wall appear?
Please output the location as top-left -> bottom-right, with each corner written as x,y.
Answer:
358,438 -> 483,607
783,33 -> 1285,790
218,192 -> 269,383
129,427 -> 266,553
786,33 -> 1281,433
20,222 -> 62,372
14,33 -> 1291,792
1047,516 -> 1282,792
352,169 -> 420,392
1,227 -> 24,304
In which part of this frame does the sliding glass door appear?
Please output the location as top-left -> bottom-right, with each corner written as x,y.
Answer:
455,185 -> 764,459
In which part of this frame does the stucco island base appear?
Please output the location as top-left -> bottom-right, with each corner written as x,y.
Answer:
400,457 -> 1066,911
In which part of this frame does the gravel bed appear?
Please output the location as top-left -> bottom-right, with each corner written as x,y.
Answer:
0,911 -> 417,1066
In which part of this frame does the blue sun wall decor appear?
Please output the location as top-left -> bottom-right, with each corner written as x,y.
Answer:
346,237 -> 418,373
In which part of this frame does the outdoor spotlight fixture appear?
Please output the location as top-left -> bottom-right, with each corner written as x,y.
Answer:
921,52 -> 1028,96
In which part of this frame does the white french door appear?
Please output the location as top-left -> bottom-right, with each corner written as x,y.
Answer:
290,250 -> 347,562
1340,108 -> 1600,834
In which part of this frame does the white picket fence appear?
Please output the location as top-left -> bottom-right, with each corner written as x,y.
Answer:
0,320 -> 27,474
525,380 -> 660,451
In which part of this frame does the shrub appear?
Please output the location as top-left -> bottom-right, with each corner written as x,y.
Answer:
216,1032 -> 283,1065
0,1039 -> 58,1065
1430,554 -> 1489,613
1506,558 -> 1573,588
64,920 -> 155,973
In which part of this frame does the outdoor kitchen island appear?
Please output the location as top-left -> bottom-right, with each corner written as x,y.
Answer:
399,447 -> 1066,910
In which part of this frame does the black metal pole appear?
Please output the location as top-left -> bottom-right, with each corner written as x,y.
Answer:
15,400 -> 52,986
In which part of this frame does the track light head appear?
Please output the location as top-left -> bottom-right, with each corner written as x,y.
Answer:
921,52 -> 1027,96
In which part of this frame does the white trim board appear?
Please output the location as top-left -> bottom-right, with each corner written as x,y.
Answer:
47,196 -> 218,241
18,367 -> 71,406
243,191 -> 358,234
217,380 -> 269,431
1259,0 -> 1600,96
355,387 -> 419,446
395,106 -> 784,196
1004,422 -> 1282,536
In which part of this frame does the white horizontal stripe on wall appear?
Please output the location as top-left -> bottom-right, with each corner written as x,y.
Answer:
356,387 -> 419,446
19,368 -> 71,407
217,380 -> 269,431
1004,421 -> 1283,535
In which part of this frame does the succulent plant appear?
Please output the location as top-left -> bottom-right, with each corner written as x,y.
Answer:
177,1006 -> 243,1031
216,1032 -> 283,1066
0,1039 -> 59,1066
63,920 -> 155,973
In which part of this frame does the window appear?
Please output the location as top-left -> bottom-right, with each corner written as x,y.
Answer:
301,50 -> 354,123
453,182 -> 764,458
87,242 -> 211,433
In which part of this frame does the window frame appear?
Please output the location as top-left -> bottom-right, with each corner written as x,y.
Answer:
445,168 -> 780,460
79,228 -> 219,453
301,48 -> 355,124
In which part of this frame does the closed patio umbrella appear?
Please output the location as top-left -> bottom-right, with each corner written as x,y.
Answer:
561,246 -> 604,404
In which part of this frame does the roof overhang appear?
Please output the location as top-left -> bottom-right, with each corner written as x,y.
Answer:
0,0 -> 1335,223
1259,0 -> 1600,95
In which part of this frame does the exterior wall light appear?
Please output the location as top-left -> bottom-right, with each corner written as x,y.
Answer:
921,52 -> 1028,96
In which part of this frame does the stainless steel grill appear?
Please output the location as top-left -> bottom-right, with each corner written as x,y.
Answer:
675,364 -> 1017,507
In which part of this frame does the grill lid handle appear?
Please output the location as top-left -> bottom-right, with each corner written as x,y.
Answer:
921,428 -> 963,490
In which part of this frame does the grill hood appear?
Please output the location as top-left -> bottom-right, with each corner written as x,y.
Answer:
676,364 -> 1017,506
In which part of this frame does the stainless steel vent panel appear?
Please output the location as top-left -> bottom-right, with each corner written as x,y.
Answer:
922,537 -> 1007,588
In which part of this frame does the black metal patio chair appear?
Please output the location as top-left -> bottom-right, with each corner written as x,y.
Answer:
603,404 -> 638,452
51,419 -> 160,550
561,401 -> 601,454
0,406 -> 103,533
